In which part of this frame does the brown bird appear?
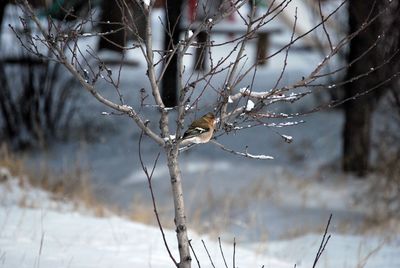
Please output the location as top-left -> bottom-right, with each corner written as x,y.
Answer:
181,112 -> 216,144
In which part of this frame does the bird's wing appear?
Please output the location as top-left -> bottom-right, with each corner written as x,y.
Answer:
182,126 -> 209,139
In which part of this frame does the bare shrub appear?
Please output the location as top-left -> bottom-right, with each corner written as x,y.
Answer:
0,53 -> 80,149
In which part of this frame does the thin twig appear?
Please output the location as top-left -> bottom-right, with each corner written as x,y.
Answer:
233,237 -> 236,268
272,7 -> 297,90
210,140 -> 274,160
218,237 -> 229,268
312,214 -> 332,268
138,131 -> 178,267
188,239 -> 201,268
318,0 -> 333,51
202,239 -> 216,268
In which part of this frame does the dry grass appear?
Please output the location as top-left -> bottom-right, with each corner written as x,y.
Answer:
128,195 -> 170,227
0,144 -> 26,178
0,143 -> 105,216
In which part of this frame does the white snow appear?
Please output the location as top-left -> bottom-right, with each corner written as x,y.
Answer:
163,134 -> 176,142
240,87 -> 250,94
245,153 -> 274,160
282,134 -> 293,143
245,100 -> 255,111
0,170 -> 290,268
1,169 -> 399,268
121,104 -> 133,110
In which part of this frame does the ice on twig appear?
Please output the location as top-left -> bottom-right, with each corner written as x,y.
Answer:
163,135 -> 176,141
240,87 -> 250,94
186,30 -> 193,39
271,94 -> 285,99
211,140 -> 274,160
121,104 -> 132,110
282,134 -> 293,143
228,96 -> 234,103
245,100 -> 255,111
81,33 -> 94,37
267,120 -> 304,128
246,153 -> 274,160
101,112 -> 111,115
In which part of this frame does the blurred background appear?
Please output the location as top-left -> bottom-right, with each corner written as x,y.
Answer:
0,0 -> 399,253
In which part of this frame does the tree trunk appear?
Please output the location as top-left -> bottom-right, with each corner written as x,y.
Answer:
0,63 -> 18,140
342,0 -> 399,176
0,1 -> 7,33
165,145 -> 191,268
98,0 -> 125,53
194,31 -> 208,71
161,0 -> 183,107
342,98 -> 374,176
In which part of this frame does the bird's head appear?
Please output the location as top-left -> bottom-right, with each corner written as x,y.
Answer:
203,112 -> 216,125
204,112 -> 215,119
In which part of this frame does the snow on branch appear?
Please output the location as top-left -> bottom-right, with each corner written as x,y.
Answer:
210,140 -> 274,160
230,87 -> 311,103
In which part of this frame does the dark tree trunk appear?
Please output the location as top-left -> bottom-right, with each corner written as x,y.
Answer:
0,4 -> 18,144
343,98 -> 374,176
0,1 -> 7,32
194,31 -> 208,71
342,0 -> 400,176
98,0 -> 125,53
0,63 -> 18,139
342,0 -> 381,176
161,0 -> 183,107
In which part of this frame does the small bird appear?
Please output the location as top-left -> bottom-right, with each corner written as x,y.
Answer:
181,112 -> 216,144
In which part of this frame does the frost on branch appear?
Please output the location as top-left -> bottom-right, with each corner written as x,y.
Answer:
210,141 -> 274,160
282,135 -> 293,143
244,153 -> 274,160
245,100 -> 255,111
164,135 -> 176,142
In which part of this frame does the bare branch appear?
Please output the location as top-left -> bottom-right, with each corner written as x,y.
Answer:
218,237 -> 229,268
201,239 -> 216,268
272,7 -> 297,90
16,0 -> 165,146
312,214 -> 332,268
188,240 -> 201,268
233,237 -> 236,268
210,140 -> 274,160
138,131 -> 178,267
317,0 -> 334,51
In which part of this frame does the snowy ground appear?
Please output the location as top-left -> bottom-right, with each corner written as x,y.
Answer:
1,2 -> 400,267
1,170 -> 399,268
